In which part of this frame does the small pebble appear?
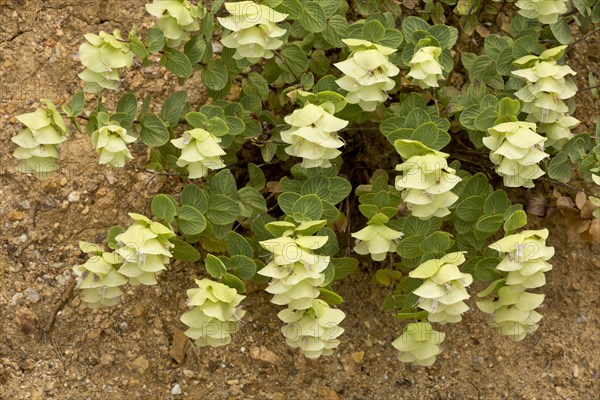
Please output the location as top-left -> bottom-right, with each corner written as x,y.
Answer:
576,315 -> 586,324
20,200 -> 31,209
171,383 -> 182,395
19,234 -> 28,243
24,288 -> 41,303
9,210 -> 24,220
10,292 -> 25,306
68,191 -> 80,202
351,351 -> 365,364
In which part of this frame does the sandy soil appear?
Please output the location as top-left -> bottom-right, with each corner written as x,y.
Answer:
1,1 -> 599,399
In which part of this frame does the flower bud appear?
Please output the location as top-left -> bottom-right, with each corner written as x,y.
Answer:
171,129 -> 227,179
146,0 -> 205,47
392,322 -> 445,366
91,124 -> 136,167
11,99 -> 68,179
281,103 -> 347,168
78,30 -> 134,92
218,1 -> 288,63
115,213 -> 176,286
73,242 -> 127,308
394,140 -> 461,219
335,39 -> 399,111
483,121 -> 548,188
180,279 -> 246,347
409,252 -> 472,324
407,46 -> 444,88
515,0 -> 568,24
279,299 -> 345,359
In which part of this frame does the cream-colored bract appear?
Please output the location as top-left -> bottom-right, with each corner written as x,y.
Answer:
279,299 -> 345,359
259,220 -> 345,358
73,242 -> 127,308
11,99 -> 68,179
115,213 -> 176,286
352,223 -> 403,261
410,252 -> 473,324
78,30 -> 134,92
394,140 -> 461,220
146,0 -> 205,47
392,321 -> 445,366
335,39 -> 399,111
407,46 -> 444,88
259,222 -> 330,310
171,128 -> 227,179
512,46 -> 579,149
180,278 -> 246,347
515,0 -> 568,24
483,121 -> 548,188
91,124 -> 136,167
280,103 -> 347,168
478,229 -> 554,341
218,1 -> 288,63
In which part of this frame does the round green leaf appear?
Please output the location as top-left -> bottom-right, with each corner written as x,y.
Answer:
202,59 -> 228,91
205,254 -> 227,278
177,205 -> 207,235
292,194 -> 323,220
456,196 -> 485,222
362,20 -> 386,42
170,237 -> 201,262
181,184 -> 209,213
151,194 -> 178,222
299,2 -> 326,33
140,114 -> 169,146
207,194 -> 241,224
474,213 -> 504,233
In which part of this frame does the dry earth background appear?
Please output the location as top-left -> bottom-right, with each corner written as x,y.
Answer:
1,1 -> 599,399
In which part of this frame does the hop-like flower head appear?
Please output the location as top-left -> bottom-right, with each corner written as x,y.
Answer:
218,1 -> 288,63
91,124 -> 136,167
335,39 -> 400,111
180,279 -> 246,347
280,103 -> 347,168
78,30 -> 134,92
512,46 -> 579,149
279,299 -> 345,359
478,229 -> 553,341
392,322 -> 445,366
477,285 -> 545,341
73,242 -> 127,308
409,252 -> 472,324
407,46 -> 444,88
394,140 -> 461,219
171,128 -> 227,179
259,221 -> 345,358
146,0 -> 205,47
11,99 -> 68,179
259,223 -> 330,310
115,213 -> 176,286
515,0 -> 568,24
489,229 -> 554,289
483,121 -> 548,188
